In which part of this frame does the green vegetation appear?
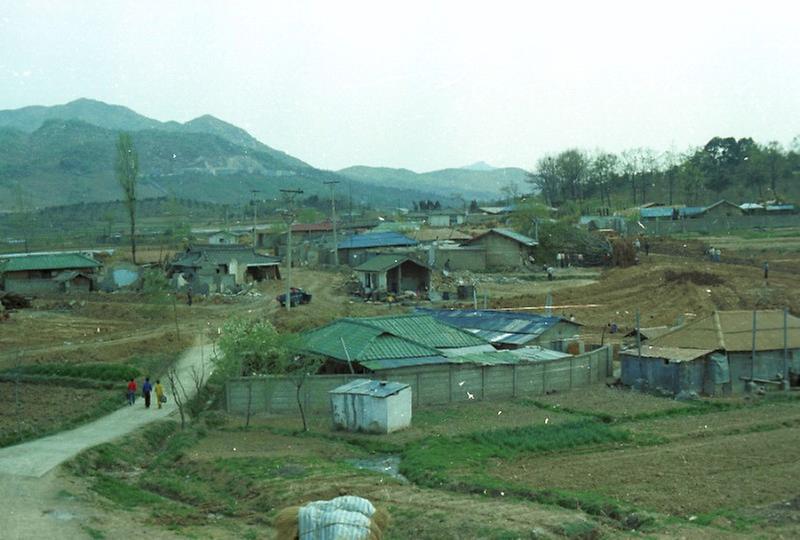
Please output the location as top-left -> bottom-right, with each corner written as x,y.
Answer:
6,362 -> 139,382
530,138 -> 800,209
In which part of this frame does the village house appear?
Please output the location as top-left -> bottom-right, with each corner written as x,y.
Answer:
207,230 -> 244,245
0,252 -> 102,294
168,244 -> 280,293
418,308 -> 584,353
621,310 -> 800,396
464,228 -> 537,270
353,254 -> 432,296
337,232 -> 418,267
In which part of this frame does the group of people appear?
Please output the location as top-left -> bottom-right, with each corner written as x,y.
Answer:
706,247 -> 722,262
126,377 -> 165,409
633,238 -> 651,256
555,252 -> 583,268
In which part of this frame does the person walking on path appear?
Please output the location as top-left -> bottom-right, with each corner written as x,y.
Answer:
155,379 -> 165,409
142,377 -> 153,409
126,378 -> 137,406
764,261 -> 769,281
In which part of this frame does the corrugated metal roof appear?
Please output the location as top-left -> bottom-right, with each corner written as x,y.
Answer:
419,308 -> 577,345
353,254 -> 430,273
172,245 -> 280,268
337,232 -> 417,250
302,320 -> 441,362
363,314 -> 488,349
469,228 -> 537,247
619,346 -> 714,363
649,310 -> 800,352
641,206 -> 707,219
329,378 -> 409,397
0,253 -> 101,272
359,356 -> 449,370
509,346 -> 572,362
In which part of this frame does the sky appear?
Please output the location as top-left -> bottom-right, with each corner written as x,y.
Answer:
1,0 -> 799,172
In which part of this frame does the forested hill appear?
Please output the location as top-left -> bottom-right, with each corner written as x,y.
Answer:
0,99 -> 452,210
529,137 -> 800,210
337,165 -> 528,201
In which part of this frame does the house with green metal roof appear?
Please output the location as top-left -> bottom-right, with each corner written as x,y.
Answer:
168,245 -> 280,293
0,253 -> 101,294
353,255 -> 432,296
301,314 -> 495,373
465,228 -> 537,270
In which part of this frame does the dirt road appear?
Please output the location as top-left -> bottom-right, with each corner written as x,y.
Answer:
0,340 -> 212,539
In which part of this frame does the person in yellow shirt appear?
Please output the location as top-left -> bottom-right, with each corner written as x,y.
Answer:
155,380 -> 165,409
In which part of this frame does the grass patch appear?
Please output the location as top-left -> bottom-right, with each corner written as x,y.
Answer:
92,476 -> 164,508
81,525 -> 106,540
402,420 -> 635,486
691,508 -> 761,531
557,520 -> 601,539
5,362 -> 140,381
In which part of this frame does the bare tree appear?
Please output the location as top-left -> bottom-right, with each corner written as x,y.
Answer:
115,133 -> 139,264
166,354 -> 209,429
281,355 -> 324,432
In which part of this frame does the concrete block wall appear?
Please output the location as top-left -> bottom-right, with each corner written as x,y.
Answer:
225,346 -> 612,417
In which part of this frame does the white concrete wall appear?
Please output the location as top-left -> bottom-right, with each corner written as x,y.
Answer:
330,389 -> 411,433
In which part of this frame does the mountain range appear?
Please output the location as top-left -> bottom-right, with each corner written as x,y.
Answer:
0,99 -> 526,210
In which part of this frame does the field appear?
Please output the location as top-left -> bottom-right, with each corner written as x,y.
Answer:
63,388 -> 800,539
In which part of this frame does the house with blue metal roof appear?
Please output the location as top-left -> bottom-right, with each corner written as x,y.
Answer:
417,308 -> 583,352
336,232 -> 417,267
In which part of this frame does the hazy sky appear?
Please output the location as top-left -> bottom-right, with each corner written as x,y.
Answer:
1,1 -> 799,171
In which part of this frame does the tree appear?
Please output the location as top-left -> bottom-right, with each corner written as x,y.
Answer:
530,156 -> 561,206
555,149 -> 589,202
115,133 -> 139,264
276,353 -> 324,432
216,316 -> 321,430
588,152 -> 619,208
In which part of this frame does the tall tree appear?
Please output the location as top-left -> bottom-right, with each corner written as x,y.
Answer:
115,133 -> 139,264
530,156 -> 561,206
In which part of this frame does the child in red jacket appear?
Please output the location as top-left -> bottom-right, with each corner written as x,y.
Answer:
127,378 -> 137,406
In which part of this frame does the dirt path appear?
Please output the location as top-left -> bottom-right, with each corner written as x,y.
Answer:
0,339 -> 212,539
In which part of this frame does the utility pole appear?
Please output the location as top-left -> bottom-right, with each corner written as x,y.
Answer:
280,189 -> 303,312
324,180 -> 340,266
251,190 -> 260,249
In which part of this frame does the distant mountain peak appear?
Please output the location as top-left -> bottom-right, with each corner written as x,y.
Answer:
461,160 -> 496,171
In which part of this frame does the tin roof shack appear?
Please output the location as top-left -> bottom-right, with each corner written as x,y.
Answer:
465,228 -> 537,270
0,253 -> 101,294
703,200 -> 745,219
419,309 -> 583,352
353,255 -> 431,295
620,346 -> 718,396
337,232 -> 417,267
329,379 -> 412,433
169,245 -> 280,293
622,310 -> 800,395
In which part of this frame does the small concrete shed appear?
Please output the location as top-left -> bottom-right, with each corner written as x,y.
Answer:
329,379 -> 412,434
